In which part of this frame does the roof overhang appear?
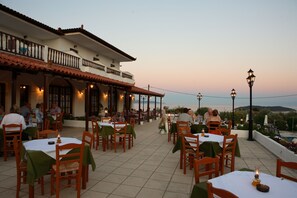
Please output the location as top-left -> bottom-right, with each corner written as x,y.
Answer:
0,4 -> 62,40
130,86 -> 165,97
62,28 -> 136,62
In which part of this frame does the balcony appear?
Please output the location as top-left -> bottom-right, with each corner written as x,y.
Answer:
0,31 -> 134,83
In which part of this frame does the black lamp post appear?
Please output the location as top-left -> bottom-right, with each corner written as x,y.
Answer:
246,69 -> 256,141
230,89 -> 236,129
197,93 -> 203,113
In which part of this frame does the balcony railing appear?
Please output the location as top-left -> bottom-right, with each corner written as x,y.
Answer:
48,48 -> 80,69
82,59 -> 105,71
122,72 -> 133,79
0,31 -> 133,81
0,31 -> 43,60
107,67 -> 121,76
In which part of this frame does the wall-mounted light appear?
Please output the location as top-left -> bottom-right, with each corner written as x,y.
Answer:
90,84 -> 94,89
78,90 -> 84,95
39,87 -> 44,92
103,93 -> 108,99
20,85 -> 26,89
120,95 -> 124,100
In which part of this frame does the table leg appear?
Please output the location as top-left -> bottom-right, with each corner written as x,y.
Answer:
103,137 -> 106,151
29,184 -> 34,198
82,166 -> 87,189
180,147 -> 183,169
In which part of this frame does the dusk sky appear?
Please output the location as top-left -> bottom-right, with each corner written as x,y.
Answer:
2,0 -> 297,111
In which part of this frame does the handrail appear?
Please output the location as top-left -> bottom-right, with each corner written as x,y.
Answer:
0,31 -> 44,60
82,59 -> 105,71
106,67 -> 121,76
48,48 -> 80,69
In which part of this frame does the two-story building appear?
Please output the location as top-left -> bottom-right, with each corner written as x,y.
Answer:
0,4 -> 164,127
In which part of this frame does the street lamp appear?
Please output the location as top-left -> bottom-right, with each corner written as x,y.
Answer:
246,69 -> 256,141
197,93 -> 203,113
230,89 -> 236,129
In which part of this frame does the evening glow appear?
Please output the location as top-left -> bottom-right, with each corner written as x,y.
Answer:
4,0 -> 296,110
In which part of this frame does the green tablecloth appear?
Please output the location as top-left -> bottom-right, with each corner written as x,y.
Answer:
24,144 -> 96,185
170,123 -> 208,134
100,125 -> 136,138
172,136 -> 241,158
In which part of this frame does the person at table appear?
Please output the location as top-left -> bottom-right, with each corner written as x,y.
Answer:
50,103 -> 61,115
0,105 -> 29,140
20,102 -> 32,124
206,109 -> 221,124
111,112 -> 125,122
204,108 -> 213,122
188,109 -> 197,122
35,103 -> 43,128
178,108 -> 194,124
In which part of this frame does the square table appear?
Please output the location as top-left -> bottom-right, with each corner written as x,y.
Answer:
191,170 -> 297,198
23,137 -> 96,198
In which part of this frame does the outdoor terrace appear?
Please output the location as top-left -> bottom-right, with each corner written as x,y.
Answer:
0,120 -> 296,198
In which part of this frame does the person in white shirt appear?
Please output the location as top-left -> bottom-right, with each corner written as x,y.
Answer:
0,105 -> 28,140
178,108 -> 194,124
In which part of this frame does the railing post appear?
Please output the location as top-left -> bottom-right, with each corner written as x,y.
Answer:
43,45 -> 48,62
79,57 -> 83,69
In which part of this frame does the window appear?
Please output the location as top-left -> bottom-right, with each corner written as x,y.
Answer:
49,86 -> 72,114
90,86 -> 101,116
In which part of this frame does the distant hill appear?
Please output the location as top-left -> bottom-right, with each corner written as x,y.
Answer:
235,106 -> 295,112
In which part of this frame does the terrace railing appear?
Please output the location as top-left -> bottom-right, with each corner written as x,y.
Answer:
82,59 -> 105,71
48,48 -> 80,69
0,31 -> 44,60
122,72 -> 133,79
107,67 -> 121,76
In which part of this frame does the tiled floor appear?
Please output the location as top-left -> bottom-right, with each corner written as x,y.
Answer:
0,120 -> 296,198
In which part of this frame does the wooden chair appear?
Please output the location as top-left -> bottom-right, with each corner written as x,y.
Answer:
82,131 -> 93,182
127,118 -> 135,149
91,119 -> 103,150
207,121 -> 221,135
194,157 -> 220,184
217,134 -> 238,175
112,122 -> 127,152
3,124 -> 23,161
276,159 -> 297,182
44,118 -> 50,130
101,117 -> 111,122
50,143 -> 84,198
167,116 -> 172,142
37,129 -> 58,139
221,120 -> 232,136
182,133 -> 204,174
52,112 -> 64,131
13,137 -> 44,197
207,182 -> 238,198
177,121 -> 191,136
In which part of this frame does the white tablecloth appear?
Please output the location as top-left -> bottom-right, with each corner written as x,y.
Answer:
209,171 -> 297,198
98,122 -> 127,128
23,137 -> 81,159
186,134 -> 225,148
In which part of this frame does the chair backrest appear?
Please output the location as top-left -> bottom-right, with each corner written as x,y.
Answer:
3,124 -> 23,140
207,182 -> 238,198
194,157 -> 219,184
113,122 -> 127,135
207,121 -> 221,135
129,118 -> 135,129
82,131 -> 93,149
222,134 -> 238,157
38,129 -> 58,139
44,118 -> 50,130
182,133 -> 200,155
176,121 -> 190,135
56,112 -> 63,122
91,118 -> 100,135
55,143 -> 84,173
276,159 -> 297,182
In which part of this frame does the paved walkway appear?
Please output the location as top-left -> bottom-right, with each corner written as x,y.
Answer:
0,120 -> 295,198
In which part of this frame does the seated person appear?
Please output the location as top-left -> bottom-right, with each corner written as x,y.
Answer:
20,102 -> 32,124
206,109 -> 221,124
111,112 -> 126,122
0,105 -> 29,140
50,103 -> 61,115
178,108 -> 194,124
204,108 -> 212,123
35,103 -> 43,126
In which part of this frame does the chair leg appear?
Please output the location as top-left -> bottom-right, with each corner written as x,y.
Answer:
40,176 -> 44,195
183,154 -> 186,174
168,132 -> 171,142
16,171 -> 21,198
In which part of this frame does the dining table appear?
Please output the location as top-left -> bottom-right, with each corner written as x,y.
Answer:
191,170 -> 297,198
22,137 -> 96,198
98,122 -> 136,151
